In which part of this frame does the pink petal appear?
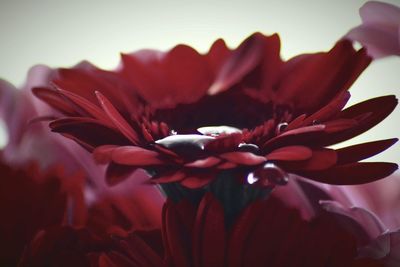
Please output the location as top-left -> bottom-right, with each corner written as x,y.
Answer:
346,25 -> 400,59
360,1 -> 400,25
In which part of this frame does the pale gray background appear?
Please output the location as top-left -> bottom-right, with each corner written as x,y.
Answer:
0,0 -> 399,163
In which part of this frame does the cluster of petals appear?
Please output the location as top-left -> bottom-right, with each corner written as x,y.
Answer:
0,2 -> 399,265
33,32 -> 397,188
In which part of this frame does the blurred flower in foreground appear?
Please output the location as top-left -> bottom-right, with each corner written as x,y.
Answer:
1,1 -> 400,266
345,1 -> 400,58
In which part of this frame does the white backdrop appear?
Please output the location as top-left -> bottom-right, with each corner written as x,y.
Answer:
0,0 -> 399,163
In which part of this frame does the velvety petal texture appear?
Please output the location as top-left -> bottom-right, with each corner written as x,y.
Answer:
1,17 -> 399,266
31,32 -> 397,189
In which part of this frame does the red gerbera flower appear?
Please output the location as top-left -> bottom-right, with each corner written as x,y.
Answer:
33,32 -> 397,189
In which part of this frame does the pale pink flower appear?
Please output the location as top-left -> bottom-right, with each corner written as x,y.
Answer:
345,1 -> 400,59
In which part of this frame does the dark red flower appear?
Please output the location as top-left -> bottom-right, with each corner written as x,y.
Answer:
0,158 -> 66,266
33,32 -> 397,189
21,177 -> 397,267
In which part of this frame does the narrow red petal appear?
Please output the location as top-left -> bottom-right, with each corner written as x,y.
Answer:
302,91 -> 351,125
151,171 -> 185,183
336,138 -> 398,164
185,157 -> 221,168
266,146 -> 312,161
299,162 -> 398,185
193,193 -> 226,267
111,146 -> 163,166
50,117 -> 129,151
32,87 -> 76,115
96,91 -> 140,145
58,88 -> 112,125
281,149 -> 337,171
180,173 -> 215,189
220,152 -> 266,165
321,95 -> 397,146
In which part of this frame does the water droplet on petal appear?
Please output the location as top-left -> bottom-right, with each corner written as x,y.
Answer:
247,172 -> 259,184
249,162 -> 289,187
155,134 -> 215,150
312,120 -> 321,125
238,143 -> 260,153
197,125 -> 242,136
170,129 -> 177,135
262,162 -> 289,185
276,122 -> 288,134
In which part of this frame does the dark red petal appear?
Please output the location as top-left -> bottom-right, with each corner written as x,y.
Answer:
266,145 -> 312,161
151,171 -> 185,183
323,118 -> 358,133
111,146 -> 163,166
302,91 -> 351,125
275,40 -> 370,113
193,193 -> 225,267
337,138 -> 398,164
259,34 -> 283,93
299,162 -> 398,185
206,38 -> 231,74
121,45 -> 212,107
321,95 -> 398,146
219,152 -> 266,165
208,33 -> 265,95
180,173 -> 215,189
204,133 -> 243,153
93,145 -> 118,164
32,87 -> 76,115
57,88 -> 112,125
227,200 -> 266,267
281,149 -> 337,171
164,45 -> 212,104
185,157 -> 221,168
216,161 -> 237,169
96,91 -> 140,145
106,163 -> 137,186
263,125 -> 325,151
50,117 -> 129,151
119,235 -> 163,267
162,200 -> 192,267
285,114 -> 306,131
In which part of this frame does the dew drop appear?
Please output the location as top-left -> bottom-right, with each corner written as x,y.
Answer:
262,162 -> 289,185
248,162 -> 289,187
155,134 -> 215,150
197,125 -> 242,136
312,120 -> 321,125
238,143 -> 260,153
247,172 -> 259,184
170,129 -> 177,135
276,122 -> 288,134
